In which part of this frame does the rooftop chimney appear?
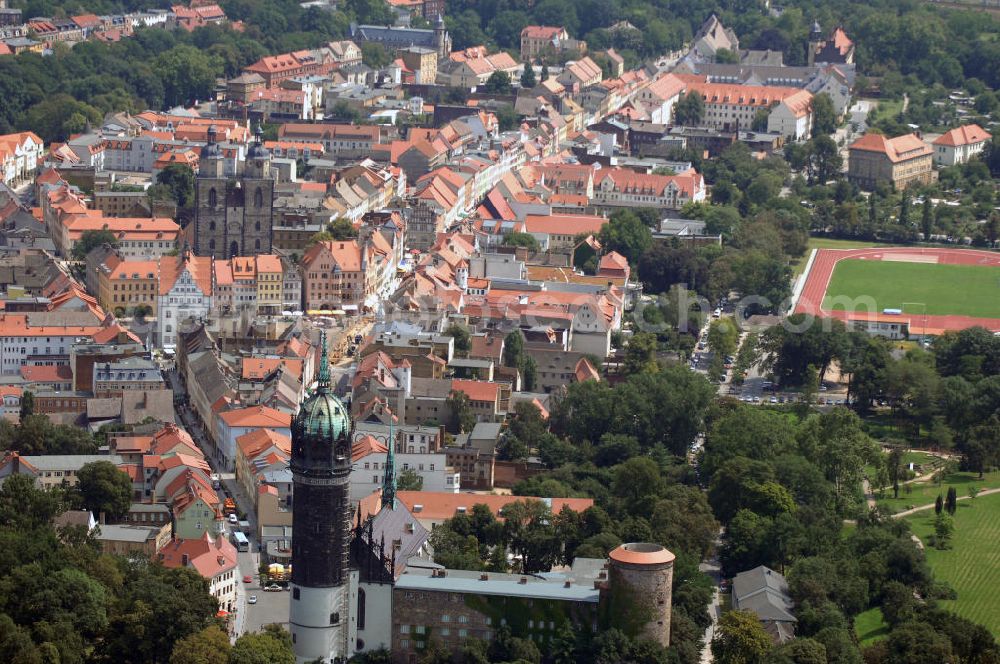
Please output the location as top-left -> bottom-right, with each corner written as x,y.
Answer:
518,577 -> 528,584
480,573 -> 489,581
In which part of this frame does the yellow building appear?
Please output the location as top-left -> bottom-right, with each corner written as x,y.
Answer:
98,256 -> 159,317
255,254 -> 284,314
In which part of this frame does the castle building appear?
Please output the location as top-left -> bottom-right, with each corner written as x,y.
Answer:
288,340 -> 675,663
289,333 -> 357,663
193,125 -> 275,259
349,15 -> 451,60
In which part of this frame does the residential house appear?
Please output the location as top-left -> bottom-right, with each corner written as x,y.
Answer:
95,523 -> 172,557
691,14 -> 739,61
93,357 -> 164,398
157,253 -> 213,347
0,132 -> 44,187
732,565 -> 797,643
932,124 -> 991,166
215,405 -> 292,472
592,167 -> 705,211
159,529 -> 239,612
520,25 -> 585,60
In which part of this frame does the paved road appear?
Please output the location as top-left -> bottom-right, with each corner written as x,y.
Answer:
697,533 -> 724,664
891,487 -> 1000,519
167,367 -> 279,640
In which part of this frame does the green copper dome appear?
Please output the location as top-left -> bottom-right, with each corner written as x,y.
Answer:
295,390 -> 350,440
291,331 -> 351,445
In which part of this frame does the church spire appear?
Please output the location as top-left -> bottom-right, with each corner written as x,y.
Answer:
381,410 -> 397,510
316,331 -> 330,393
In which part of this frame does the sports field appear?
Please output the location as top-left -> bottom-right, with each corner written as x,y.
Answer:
821,259 -> 1000,318
906,491 -> 1000,635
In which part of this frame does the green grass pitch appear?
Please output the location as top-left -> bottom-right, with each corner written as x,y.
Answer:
821,259 -> 1000,318
906,491 -> 1000,636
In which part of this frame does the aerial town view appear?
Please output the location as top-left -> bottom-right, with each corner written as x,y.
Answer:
0,0 -> 999,661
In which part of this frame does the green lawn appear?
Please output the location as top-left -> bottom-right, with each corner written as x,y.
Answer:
876,470 -> 1000,513
854,607 -> 890,645
905,492 -> 1000,635
822,259 -> 1000,318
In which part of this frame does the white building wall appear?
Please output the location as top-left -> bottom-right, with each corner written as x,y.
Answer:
355,582 -> 393,654
349,450 -> 456,503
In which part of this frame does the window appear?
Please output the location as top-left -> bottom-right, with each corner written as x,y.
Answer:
440,628 -> 450,636
441,614 -> 450,623
208,188 -> 217,207
357,588 -> 366,630
415,626 -> 425,635
330,612 -> 340,625
400,625 -> 410,634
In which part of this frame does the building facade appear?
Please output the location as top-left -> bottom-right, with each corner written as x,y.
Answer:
848,133 -> 935,190
193,126 -> 275,258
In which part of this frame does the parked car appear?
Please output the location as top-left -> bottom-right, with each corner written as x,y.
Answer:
264,584 -> 283,592
243,575 -> 252,583
228,513 -> 238,524
248,595 -> 258,605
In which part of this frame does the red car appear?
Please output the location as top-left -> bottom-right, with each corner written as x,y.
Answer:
243,575 -> 252,583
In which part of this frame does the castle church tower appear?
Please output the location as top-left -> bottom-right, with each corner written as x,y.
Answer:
289,333 -> 355,663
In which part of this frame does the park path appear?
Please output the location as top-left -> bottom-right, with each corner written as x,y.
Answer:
891,487 -> 1000,519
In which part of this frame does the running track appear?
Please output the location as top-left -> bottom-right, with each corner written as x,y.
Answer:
795,247 -> 1000,334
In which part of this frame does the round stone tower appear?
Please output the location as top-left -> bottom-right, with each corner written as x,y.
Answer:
608,543 -> 676,647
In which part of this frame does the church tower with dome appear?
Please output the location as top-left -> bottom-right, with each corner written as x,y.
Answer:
289,332 -> 357,663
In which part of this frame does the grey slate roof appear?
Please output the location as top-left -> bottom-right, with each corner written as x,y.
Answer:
732,565 -> 797,624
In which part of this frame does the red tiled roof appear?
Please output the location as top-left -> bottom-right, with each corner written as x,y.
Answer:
218,405 -> 291,428
397,491 -> 594,522
451,379 -> 499,403
850,133 -> 932,163
933,124 -> 991,148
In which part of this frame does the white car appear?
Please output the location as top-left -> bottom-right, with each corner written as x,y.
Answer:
248,595 -> 258,605
228,513 -> 238,524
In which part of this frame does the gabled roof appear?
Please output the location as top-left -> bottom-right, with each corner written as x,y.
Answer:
850,133 -> 932,163
933,124 -> 991,147
397,491 -> 593,522
218,405 -> 291,429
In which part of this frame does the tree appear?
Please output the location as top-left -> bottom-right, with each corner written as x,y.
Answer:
446,390 -> 476,434
170,625 -> 231,664
935,493 -> 944,515
520,63 -> 536,88
810,93 -> 837,137
360,42 -> 390,68
327,218 -> 357,240
887,445 -> 905,499
482,70 -> 512,94
228,625 -> 294,664
712,610 -> 772,664
345,0 -> 394,24
24,94 -> 103,142
18,391 -> 33,421
674,91 -> 705,126
540,62 -> 549,82
806,135 -> 843,184
708,318 -> 739,360
444,323 -> 472,356
502,231 -> 540,251
73,229 -> 118,261
768,638 -> 827,664
598,210 -> 652,266
751,107 -> 770,132
156,163 -> 195,208
623,332 -> 659,375
945,486 -> 957,515
898,189 -> 911,227
934,513 -> 954,549
397,468 -> 423,491
76,461 -> 133,520
155,45 -> 219,107
922,197 -> 934,240
968,485 -> 980,502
